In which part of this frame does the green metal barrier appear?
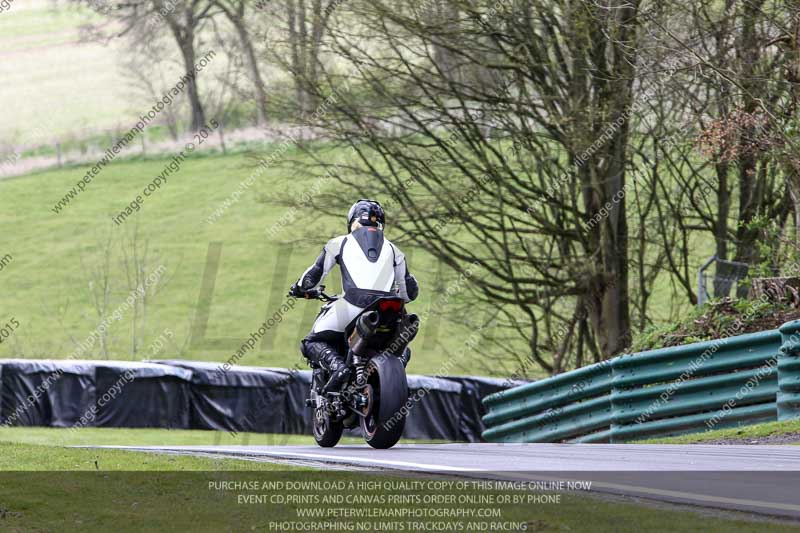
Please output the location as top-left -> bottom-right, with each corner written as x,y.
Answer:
482,359 -> 614,443
482,323 -> 798,443
779,320 -> 800,420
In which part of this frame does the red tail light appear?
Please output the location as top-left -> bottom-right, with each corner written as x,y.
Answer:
378,299 -> 403,312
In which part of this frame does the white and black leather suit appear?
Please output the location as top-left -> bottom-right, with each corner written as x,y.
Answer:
295,226 -> 419,381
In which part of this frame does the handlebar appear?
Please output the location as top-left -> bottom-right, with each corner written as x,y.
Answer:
306,288 -> 338,302
289,285 -> 338,302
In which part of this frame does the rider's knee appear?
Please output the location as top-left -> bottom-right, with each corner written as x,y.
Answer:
300,340 -> 314,366
300,339 -> 312,359
301,339 -> 342,370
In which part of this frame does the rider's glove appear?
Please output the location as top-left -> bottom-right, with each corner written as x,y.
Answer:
288,282 -> 306,298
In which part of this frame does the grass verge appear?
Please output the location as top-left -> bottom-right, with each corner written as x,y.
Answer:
0,442 -> 795,532
0,428 -> 796,531
639,418 -> 800,445
0,426 -> 364,452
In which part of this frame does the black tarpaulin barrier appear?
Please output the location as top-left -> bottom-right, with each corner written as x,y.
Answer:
400,375 -> 464,441
0,359 -> 522,441
94,362 -> 192,429
0,360 -> 95,427
442,376 -> 528,442
264,368 -> 314,435
153,361 -> 290,433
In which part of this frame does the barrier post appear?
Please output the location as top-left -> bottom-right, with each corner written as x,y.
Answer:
609,357 -> 623,443
778,320 -> 800,421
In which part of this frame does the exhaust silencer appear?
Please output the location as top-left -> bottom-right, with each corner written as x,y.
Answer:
348,311 -> 381,356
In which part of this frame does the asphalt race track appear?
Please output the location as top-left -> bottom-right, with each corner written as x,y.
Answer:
88,443 -> 800,519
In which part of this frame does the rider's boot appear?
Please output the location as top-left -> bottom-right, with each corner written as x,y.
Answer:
321,355 -> 351,394
301,340 -> 350,394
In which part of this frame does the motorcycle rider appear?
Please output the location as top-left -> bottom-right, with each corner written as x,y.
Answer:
289,199 -> 419,393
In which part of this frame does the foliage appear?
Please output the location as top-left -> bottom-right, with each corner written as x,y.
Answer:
631,298 -> 800,352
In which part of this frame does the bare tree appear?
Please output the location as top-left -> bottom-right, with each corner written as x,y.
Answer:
120,30 -> 184,140
662,0 -> 792,268
156,0 -> 217,130
270,0 -> 343,116
83,0 -> 218,130
211,0 -> 270,125
264,0 -> 800,374
118,222 -> 173,357
79,229 -> 116,358
270,0 -> 647,374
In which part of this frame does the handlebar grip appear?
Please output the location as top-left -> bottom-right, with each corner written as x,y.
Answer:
289,286 -> 334,301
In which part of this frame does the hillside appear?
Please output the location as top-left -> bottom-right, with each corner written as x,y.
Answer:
0,147 -> 504,376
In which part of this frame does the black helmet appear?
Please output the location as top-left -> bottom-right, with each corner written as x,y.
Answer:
347,199 -> 385,231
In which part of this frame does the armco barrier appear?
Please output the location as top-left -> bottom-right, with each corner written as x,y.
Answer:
483,320 -> 800,443
779,321 -> 800,420
482,359 -> 614,443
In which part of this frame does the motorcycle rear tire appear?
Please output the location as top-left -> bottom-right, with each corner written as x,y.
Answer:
361,355 -> 408,449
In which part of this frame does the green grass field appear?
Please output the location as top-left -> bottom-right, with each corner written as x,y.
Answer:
0,1 -> 247,147
0,426 -> 362,454
0,147 -> 503,376
0,2 -> 140,145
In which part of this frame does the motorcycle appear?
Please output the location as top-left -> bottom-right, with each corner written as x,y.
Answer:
296,286 -> 419,449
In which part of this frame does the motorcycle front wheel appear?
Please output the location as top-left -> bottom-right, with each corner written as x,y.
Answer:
361,355 -> 408,449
